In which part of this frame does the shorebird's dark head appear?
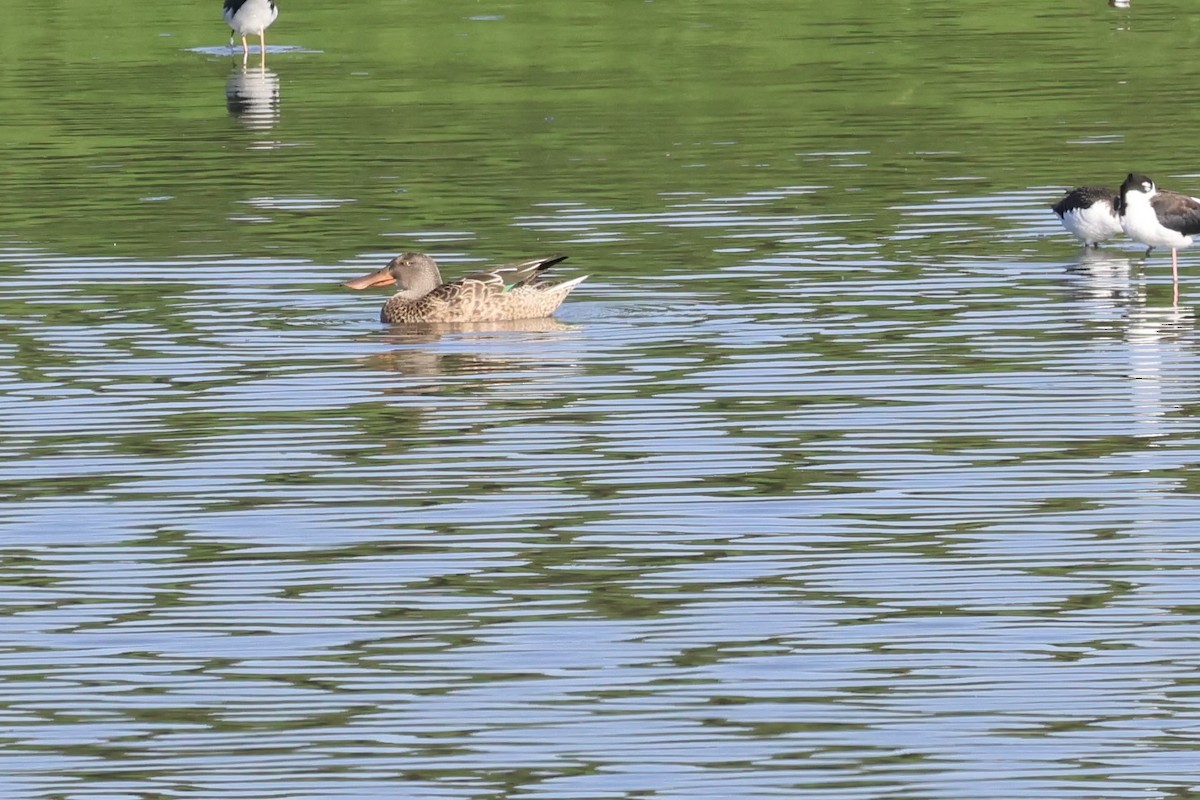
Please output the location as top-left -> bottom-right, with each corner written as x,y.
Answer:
1122,173 -> 1155,195
1117,173 -> 1155,214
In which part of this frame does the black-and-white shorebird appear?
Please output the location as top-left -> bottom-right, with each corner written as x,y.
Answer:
224,0 -> 278,63
1052,186 -> 1123,247
1117,172 -> 1200,283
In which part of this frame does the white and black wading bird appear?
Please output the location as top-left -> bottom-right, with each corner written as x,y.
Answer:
1117,172 -> 1200,284
224,0 -> 278,63
1052,186 -> 1123,247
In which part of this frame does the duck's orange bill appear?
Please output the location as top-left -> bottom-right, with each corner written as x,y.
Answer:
343,268 -> 397,290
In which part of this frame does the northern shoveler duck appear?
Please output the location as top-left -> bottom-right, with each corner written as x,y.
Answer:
343,253 -> 588,324
1117,172 -> 1200,282
1052,186 -> 1122,247
224,0 -> 278,63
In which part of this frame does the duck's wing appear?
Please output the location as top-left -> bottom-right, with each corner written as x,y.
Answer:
458,256 -> 570,291
424,275 -> 496,305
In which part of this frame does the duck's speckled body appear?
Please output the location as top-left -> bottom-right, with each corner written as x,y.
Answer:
344,253 -> 587,324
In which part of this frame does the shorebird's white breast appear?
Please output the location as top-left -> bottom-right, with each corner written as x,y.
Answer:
1122,191 -> 1193,248
225,0 -> 278,34
1060,204 -> 1121,244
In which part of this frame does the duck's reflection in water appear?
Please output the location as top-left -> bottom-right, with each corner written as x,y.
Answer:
356,317 -> 580,394
377,317 -> 576,343
226,66 -> 280,129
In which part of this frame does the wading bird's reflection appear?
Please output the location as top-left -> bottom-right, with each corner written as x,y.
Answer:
1064,248 -> 1196,312
1064,248 -> 1136,291
1063,249 -> 1149,307
226,66 -> 280,129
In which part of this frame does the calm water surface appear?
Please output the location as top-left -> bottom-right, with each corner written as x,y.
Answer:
4,0 -> 1200,797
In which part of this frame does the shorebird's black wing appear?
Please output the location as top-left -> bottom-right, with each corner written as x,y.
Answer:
224,0 -> 248,14
1152,191 -> 1200,237
1053,186 -> 1116,217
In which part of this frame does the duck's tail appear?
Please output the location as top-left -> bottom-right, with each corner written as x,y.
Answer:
556,274 -> 588,291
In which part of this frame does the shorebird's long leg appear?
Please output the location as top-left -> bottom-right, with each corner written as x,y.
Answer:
1171,248 -> 1181,305
260,30 -> 267,65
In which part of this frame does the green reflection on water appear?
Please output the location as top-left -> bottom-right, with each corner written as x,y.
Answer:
1,0 -> 1194,267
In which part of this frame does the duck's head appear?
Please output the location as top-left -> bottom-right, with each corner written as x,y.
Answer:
343,253 -> 443,296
